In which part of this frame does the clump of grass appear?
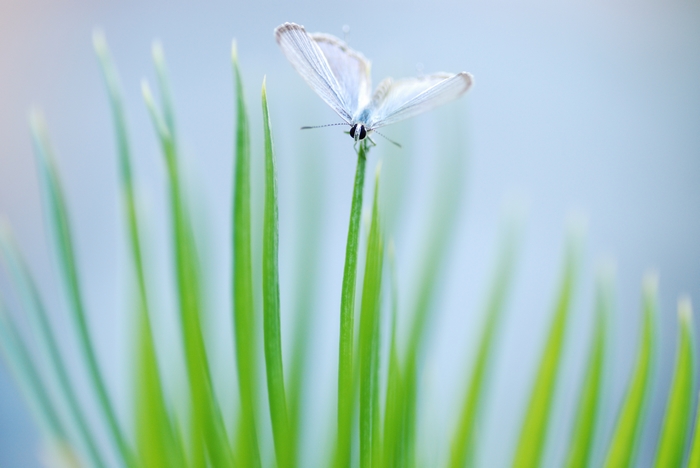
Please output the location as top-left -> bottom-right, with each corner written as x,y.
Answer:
0,33 -> 698,468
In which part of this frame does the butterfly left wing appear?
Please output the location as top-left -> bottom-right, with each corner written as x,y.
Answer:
367,72 -> 473,129
310,33 -> 372,118
275,23 -> 354,122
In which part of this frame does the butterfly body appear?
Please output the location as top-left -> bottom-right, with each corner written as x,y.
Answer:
274,22 -> 473,144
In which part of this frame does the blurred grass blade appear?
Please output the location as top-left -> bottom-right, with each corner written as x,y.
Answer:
152,42 -> 177,137
513,230 -> 581,468
262,78 -> 292,468
134,304 -> 175,467
93,32 -> 185,468
231,42 -> 261,468
382,241 -> 402,467
401,119 -> 467,465
0,299 -> 68,444
604,273 -> 658,468
566,268 -> 612,468
358,165 -> 384,468
653,297 -> 695,468
450,216 -> 520,468
144,46 -> 232,467
334,140 -> 368,467
0,226 -> 105,468
29,112 -> 135,467
689,392 -> 700,466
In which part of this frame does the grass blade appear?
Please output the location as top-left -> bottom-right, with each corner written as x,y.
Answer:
0,299 -> 68,444
513,230 -> 581,468
93,33 -> 185,468
382,241 -> 403,467
450,216 -> 520,468
29,112 -> 135,467
0,226 -> 105,467
335,140 -> 369,467
144,46 -> 232,466
358,165 -> 384,468
565,268 -> 611,468
689,391 -> 700,466
603,273 -> 657,468
231,42 -> 261,468
653,297 -> 695,468
262,77 -> 292,468
401,120 -> 467,465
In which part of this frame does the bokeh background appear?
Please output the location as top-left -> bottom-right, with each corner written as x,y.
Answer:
0,0 -> 699,466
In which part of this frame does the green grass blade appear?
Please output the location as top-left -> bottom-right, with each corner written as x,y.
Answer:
689,391 -> 700,466
231,42 -> 261,468
334,140 -> 368,468
93,33 -> 185,468
261,78 -> 292,468
0,226 -> 105,467
0,299 -> 68,443
400,122 -> 467,466
358,165 -> 384,468
134,303 -> 173,467
604,273 -> 658,468
152,42 -> 177,138
450,217 -> 520,468
144,49 -> 232,466
513,230 -> 581,468
565,268 -> 612,468
29,112 -> 135,467
382,241 -> 402,468
653,297 -> 695,468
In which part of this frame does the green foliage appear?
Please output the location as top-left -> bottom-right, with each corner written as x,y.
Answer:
565,269 -> 610,468
654,298 -> 695,468
604,274 -> 658,468
513,230 -> 580,468
0,36 -> 698,468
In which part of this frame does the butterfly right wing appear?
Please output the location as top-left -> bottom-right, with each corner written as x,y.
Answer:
275,23 -> 355,123
368,72 -> 473,128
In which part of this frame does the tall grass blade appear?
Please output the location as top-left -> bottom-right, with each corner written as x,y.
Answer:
401,118 -> 466,465
689,391 -> 700,467
29,112 -> 135,467
358,165 -> 384,468
565,268 -> 611,468
93,33 -> 185,468
144,46 -> 232,466
0,299 -> 68,444
382,242 -> 403,468
231,42 -> 261,468
653,297 -> 695,468
261,78 -> 292,468
603,273 -> 657,468
513,230 -> 581,468
334,140 -> 368,468
0,226 -> 105,467
450,216 -> 520,468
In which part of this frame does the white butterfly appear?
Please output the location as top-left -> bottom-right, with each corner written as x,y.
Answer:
274,22 -> 473,145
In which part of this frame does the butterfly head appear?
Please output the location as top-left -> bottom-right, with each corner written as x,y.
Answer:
349,123 -> 368,142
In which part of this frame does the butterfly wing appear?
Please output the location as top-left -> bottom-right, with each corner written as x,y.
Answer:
367,72 -> 473,128
310,33 -> 372,118
275,23 -> 371,123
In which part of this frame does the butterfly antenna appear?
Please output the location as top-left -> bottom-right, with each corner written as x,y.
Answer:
373,130 -> 402,148
301,122 -> 348,130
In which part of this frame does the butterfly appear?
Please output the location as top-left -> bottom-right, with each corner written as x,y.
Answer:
274,22 -> 473,145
